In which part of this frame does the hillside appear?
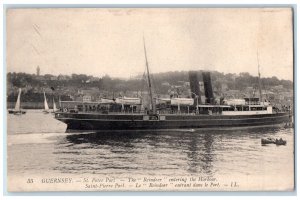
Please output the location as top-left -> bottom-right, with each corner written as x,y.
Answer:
7,70 -> 293,104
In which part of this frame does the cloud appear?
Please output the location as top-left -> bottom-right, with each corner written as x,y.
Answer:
6,8 -> 293,80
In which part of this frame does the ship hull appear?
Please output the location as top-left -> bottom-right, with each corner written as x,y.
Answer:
54,112 -> 291,132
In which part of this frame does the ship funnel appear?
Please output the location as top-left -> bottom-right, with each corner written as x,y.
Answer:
202,72 -> 214,104
188,71 -> 201,105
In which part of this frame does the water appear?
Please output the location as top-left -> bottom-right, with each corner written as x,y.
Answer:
7,110 -> 294,190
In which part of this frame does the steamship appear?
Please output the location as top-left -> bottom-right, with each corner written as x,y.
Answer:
54,40 -> 291,132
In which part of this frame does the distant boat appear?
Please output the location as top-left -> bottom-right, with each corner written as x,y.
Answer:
8,88 -> 26,115
59,96 -> 62,108
261,138 -> 287,145
43,92 -> 50,114
52,97 -> 58,113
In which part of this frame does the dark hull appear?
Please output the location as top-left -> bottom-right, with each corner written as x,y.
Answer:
54,112 -> 291,131
43,110 -> 50,114
8,110 -> 26,115
261,138 -> 287,145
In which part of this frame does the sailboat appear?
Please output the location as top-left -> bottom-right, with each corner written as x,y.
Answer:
51,97 -> 58,113
8,88 -> 26,115
43,92 -> 50,114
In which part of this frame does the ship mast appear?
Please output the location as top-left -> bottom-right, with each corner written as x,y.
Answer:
257,50 -> 263,101
143,36 -> 156,114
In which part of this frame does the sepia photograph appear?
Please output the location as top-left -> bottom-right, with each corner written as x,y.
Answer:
5,7 -> 295,192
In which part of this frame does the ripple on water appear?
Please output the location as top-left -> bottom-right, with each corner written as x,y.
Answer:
7,111 -> 294,181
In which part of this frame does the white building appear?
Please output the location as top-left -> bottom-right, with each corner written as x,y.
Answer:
83,95 -> 92,102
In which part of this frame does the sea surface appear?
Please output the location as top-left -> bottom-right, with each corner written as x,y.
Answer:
7,110 -> 294,190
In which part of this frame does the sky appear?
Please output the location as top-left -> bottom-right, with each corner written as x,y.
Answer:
6,8 -> 293,80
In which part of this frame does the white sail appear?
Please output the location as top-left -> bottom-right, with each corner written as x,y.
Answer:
14,88 -> 21,111
44,92 -> 49,111
53,98 -> 57,112
59,96 -> 61,107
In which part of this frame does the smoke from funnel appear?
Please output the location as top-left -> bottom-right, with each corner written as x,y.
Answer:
202,72 -> 214,104
188,71 -> 201,104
